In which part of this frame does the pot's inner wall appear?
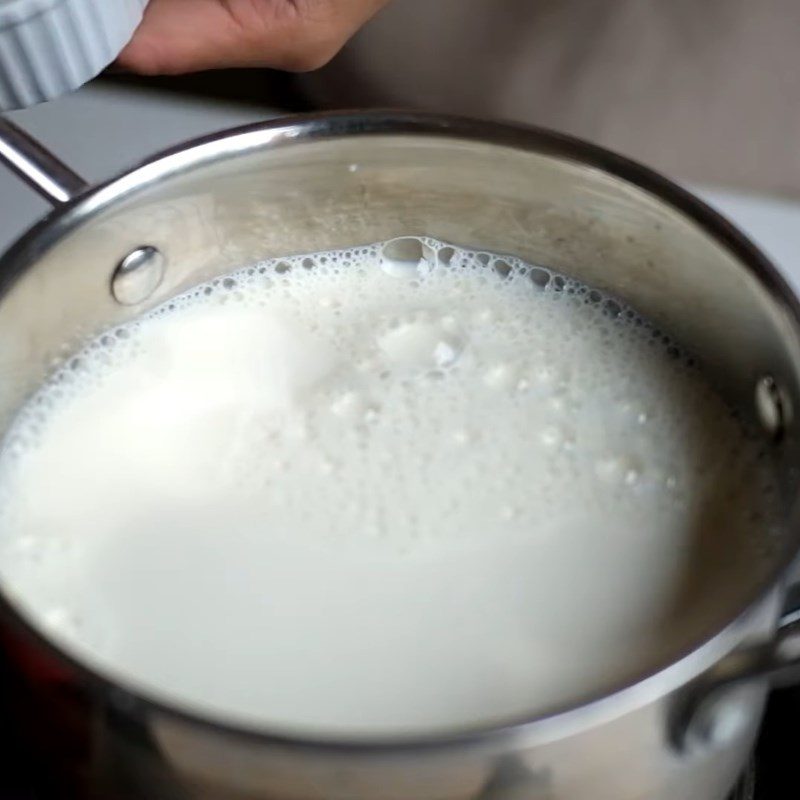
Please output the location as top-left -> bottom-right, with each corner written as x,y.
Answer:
0,130 -> 798,546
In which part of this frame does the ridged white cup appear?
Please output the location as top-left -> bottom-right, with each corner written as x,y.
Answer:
0,0 -> 149,110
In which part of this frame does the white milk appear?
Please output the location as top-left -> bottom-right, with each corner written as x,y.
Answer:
0,237 -> 781,737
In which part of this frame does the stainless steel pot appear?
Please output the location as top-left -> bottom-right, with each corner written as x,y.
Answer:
1,111 -> 800,800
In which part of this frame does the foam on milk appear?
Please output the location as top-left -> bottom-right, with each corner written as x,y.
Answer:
0,237 -> 782,737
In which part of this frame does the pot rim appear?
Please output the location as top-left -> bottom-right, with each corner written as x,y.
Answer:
0,109 -> 798,754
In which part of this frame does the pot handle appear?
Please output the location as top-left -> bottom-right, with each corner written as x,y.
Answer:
0,116 -> 88,206
672,609 -> 800,753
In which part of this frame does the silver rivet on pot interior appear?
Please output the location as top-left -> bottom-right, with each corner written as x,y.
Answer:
679,685 -> 754,754
111,246 -> 165,306
755,375 -> 791,441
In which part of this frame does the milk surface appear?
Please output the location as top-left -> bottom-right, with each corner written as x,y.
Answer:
0,238 -> 781,736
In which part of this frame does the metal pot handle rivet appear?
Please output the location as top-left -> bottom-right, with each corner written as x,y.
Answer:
0,117 -> 165,306
672,610 -> 800,753
112,247 -> 166,306
755,375 -> 792,441
476,756 -> 552,800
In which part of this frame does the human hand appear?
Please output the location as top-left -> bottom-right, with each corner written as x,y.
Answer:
118,0 -> 389,75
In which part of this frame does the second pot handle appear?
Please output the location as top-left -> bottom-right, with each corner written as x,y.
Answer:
671,609 -> 800,753
0,116 -> 88,206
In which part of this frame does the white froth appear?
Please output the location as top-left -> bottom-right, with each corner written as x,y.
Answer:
0,237 -> 782,737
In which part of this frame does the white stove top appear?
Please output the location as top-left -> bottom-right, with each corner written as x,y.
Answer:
2,84 -> 800,291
